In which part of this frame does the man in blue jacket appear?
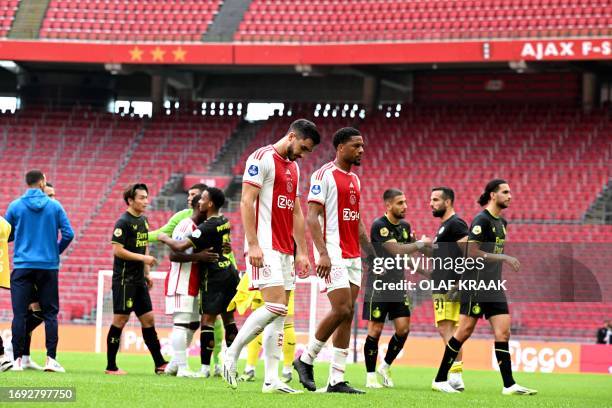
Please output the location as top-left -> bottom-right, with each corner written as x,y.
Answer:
5,169 -> 74,372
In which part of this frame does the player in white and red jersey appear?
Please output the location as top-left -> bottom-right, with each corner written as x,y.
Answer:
294,127 -> 375,394
222,119 -> 321,393
161,194 -> 218,377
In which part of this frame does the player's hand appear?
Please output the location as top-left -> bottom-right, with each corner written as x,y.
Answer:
142,255 -> 157,266
222,242 -> 232,255
316,253 -> 332,279
195,248 -> 219,263
145,275 -> 154,290
420,235 -> 433,248
295,253 -> 310,279
248,244 -> 264,268
503,255 -> 521,272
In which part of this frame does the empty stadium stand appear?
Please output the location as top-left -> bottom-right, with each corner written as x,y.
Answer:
39,0 -> 223,41
236,0 -> 612,42
0,0 -> 18,37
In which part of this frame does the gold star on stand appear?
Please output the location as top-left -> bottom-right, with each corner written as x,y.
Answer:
151,47 -> 166,62
172,47 -> 187,62
129,46 -> 143,61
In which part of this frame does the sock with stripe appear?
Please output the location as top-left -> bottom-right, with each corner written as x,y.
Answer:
364,335 -> 379,373
384,332 -> 408,365
328,347 -> 349,386
170,324 -> 188,368
434,336 -> 463,382
226,302 -> 281,360
495,341 -> 515,388
200,325 -> 215,366
300,337 -> 325,365
263,303 -> 287,384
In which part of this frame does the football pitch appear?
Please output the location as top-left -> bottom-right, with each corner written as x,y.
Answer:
1,352 -> 610,407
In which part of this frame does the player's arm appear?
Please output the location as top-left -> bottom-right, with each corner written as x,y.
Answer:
241,182 -> 264,267
466,219 -> 520,271
111,220 -> 156,266
156,232 -> 192,253
148,210 -> 185,243
292,199 -> 310,278
359,219 -> 376,258
169,249 -> 219,263
383,238 -> 431,256
144,246 -> 153,289
307,202 -> 331,278
56,202 -> 74,254
112,244 -> 157,266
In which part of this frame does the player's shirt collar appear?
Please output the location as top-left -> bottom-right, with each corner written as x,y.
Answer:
272,145 -> 291,162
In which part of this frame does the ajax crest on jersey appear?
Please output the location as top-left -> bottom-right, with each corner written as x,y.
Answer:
311,184 -> 321,195
286,181 -> 293,193
248,165 -> 259,176
349,194 -> 357,205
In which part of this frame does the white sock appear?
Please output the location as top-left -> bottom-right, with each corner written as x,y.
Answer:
328,347 -> 348,386
282,365 -> 292,375
367,372 -> 377,381
171,326 -> 188,368
300,338 -> 325,365
245,364 -> 256,373
263,304 -> 287,384
380,360 -> 390,370
186,327 -> 196,347
22,355 -> 30,363
226,303 -> 282,361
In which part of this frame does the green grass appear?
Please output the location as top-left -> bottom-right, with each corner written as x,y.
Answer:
2,352 -> 610,407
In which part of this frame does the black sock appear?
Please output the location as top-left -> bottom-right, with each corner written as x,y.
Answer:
200,325 -> 215,365
224,323 -> 238,347
384,332 -> 408,365
24,310 -> 44,356
142,326 -> 166,367
106,325 -> 123,371
364,335 -> 379,373
495,341 -> 515,388
435,336 -> 463,382
0,335 -> 4,355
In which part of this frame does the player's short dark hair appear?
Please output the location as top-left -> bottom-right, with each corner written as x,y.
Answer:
383,188 -> 404,202
123,183 -> 148,205
191,193 -> 202,209
206,187 -> 225,209
432,186 -> 455,204
45,182 -> 53,188
25,170 -> 44,186
289,119 -> 320,145
333,127 -> 361,149
189,183 -> 207,192
478,179 -> 507,206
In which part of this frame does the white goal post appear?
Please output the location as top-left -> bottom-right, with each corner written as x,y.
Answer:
95,269 -> 324,353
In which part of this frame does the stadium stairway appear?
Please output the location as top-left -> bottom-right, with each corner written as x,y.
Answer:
585,179 -> 612,224
8,0 -> 49,39
203,0 -> 253,42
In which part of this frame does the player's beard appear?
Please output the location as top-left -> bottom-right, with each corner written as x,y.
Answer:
498,200 -> 509,209
287,145 -> 297,161
393,210 -> 405,219
432,207 -> 445,217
